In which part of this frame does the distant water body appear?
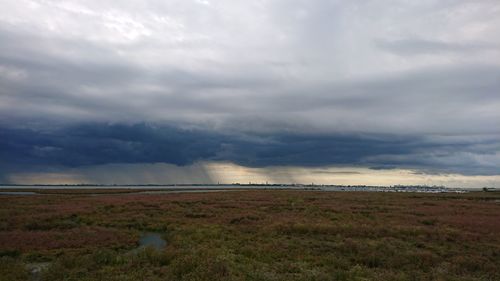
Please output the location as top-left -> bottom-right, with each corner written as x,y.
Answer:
0,185 -> 465,193
0,185 -> 315,192
0,185 -> 257,189
0,191 -> 38,195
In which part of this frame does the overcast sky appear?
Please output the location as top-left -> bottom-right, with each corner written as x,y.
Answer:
1,0 -> 499,186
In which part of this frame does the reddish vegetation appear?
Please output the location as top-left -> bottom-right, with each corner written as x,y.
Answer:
0,190 -> 499,280
2,191 -> 500,250
0,227 -> 134,251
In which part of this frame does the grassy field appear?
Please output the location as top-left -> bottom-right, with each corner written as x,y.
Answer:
0,190 -> 499,281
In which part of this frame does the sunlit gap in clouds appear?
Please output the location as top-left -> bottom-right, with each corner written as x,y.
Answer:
7,161 -> 500,188
1,1 -> 500,187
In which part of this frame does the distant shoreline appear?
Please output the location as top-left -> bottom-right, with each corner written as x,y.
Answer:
0,184 -> 481,194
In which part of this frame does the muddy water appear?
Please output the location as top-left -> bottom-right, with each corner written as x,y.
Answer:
137,233 -> 166,250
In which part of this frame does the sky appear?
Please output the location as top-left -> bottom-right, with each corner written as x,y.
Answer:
1,0 -> 499,187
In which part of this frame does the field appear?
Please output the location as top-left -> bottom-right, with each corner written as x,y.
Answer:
0,190 -> 499,281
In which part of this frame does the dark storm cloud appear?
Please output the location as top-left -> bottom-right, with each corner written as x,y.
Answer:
1,123 -> 499,176
0,0 -> 499,180
0,124 -> 220,167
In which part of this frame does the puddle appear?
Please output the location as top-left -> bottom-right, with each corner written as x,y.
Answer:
0,191 -> 38,195
137,233 -> 166,251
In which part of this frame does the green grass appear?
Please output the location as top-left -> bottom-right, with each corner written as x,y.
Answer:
0,190 -> 499,280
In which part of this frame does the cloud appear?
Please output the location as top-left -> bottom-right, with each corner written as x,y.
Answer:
1,123 -> 499,177
0,0 -> 499,180
376,38 -> 499,56
7,162 -> 500,188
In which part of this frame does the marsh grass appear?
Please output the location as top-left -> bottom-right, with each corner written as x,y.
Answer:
0,191 -> 499,280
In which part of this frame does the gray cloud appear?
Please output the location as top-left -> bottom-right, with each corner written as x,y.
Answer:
1,0 -> 499,179
1,123 -> 499,177
376,38 -> 500,56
